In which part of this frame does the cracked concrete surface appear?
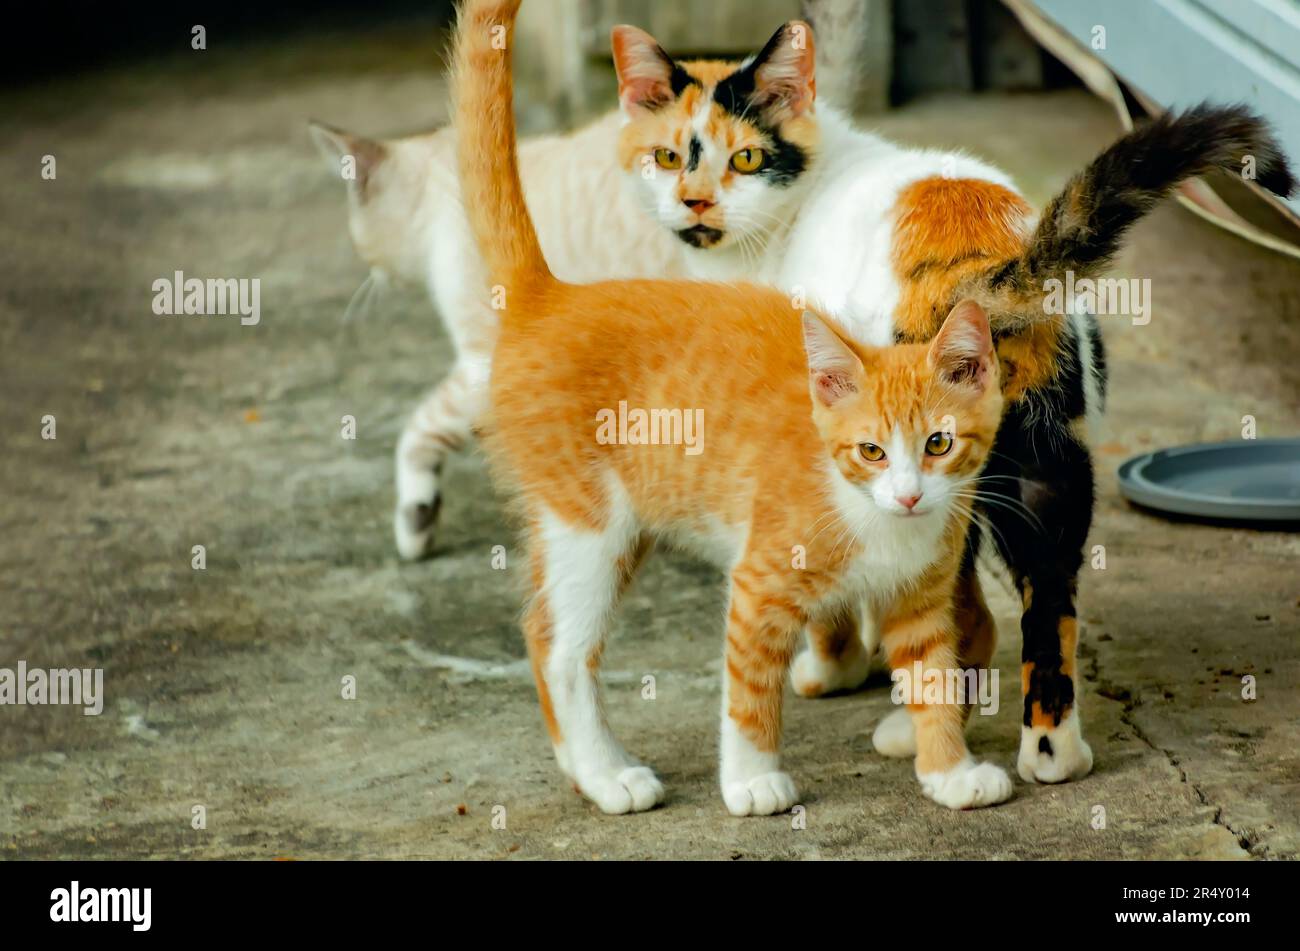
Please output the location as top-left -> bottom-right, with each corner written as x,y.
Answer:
1,19 -> 1298,859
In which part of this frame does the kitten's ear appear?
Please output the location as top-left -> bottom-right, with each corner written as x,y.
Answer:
747,21 -> 817,122
611,25 -> 684,115
308,120 -> 387,199
803,311 -> 863,407
929,300 -> 996,389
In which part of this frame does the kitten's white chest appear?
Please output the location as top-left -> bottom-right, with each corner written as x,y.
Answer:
825,468 -> 947,604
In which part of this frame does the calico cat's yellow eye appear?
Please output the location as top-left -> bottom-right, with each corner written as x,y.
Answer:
729,148 -> 766,174
654,148 -> 682,170
926,432 -> 954,456
859,443 -> 886,462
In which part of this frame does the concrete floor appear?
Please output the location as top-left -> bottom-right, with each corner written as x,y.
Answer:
2,20 -> 1298,860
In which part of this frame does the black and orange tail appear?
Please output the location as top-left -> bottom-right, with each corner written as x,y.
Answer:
971,103 -> 1295,321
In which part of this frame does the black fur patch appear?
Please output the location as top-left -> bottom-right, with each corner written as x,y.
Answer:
668,59 -> 699,97
1038,735 -> 1054,756
713,61 -> 757,117
711,30 -> 808,188
976,397 -> 1093,731
753,135 -> 808,188
687,136 -> 703,172
676,225 -> 725,248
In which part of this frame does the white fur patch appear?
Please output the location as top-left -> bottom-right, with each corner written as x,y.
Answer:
719,680 -> 798,816
871,707 -> 917,758
918,756 -> 1013,809
537,497 -> 665,814
1018,710 -> 1093,784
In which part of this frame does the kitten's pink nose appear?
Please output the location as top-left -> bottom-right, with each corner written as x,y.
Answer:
896,493 -> 922,511
683,198 -> 715,214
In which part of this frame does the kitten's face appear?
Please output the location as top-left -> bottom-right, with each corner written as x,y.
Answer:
804,301 -> 1003,520
612,22 -> 818,251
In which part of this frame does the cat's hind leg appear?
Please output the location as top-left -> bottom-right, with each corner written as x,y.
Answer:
393,361 -> 486,560
981,409 -> 1095,784
791,604 -> 874,698
522,505 -> 663,815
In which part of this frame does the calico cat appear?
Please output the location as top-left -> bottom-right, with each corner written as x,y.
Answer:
310,113 -> 682,559
608,19 -> 1297,784
453,0 -> 1013,815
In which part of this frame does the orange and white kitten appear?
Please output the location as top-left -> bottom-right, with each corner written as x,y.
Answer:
454,0 -> 1011,815
310,113 -> 682,559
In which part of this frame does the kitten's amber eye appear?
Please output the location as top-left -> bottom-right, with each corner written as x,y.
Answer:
654,148 -> 682,170
859,443 -> 886,462
730,148 -> 766,174
926,432 -> 954,456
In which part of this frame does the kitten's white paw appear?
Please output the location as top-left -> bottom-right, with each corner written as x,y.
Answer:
722,771 -> 798,817
579,765 -> 665,815
394,497 -> 440,561
1018,714 -> 1093,784
871,707 -> 917,758
919,758 -> 1013,810
791,645 -> 871,698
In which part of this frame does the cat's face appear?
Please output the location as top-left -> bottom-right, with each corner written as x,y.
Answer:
612,22 -> 818,251
804,301 -> 1003,520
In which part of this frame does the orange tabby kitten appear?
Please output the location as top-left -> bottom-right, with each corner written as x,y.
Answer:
454,0 -> 1010,814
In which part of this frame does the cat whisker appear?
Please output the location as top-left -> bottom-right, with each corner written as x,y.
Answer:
948,489 -> 1047,537
341,268 -> 386,324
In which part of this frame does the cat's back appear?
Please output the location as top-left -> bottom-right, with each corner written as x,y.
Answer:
490,278 -> 814,451
778,109 -> 1026,345
497,279 -> 803,379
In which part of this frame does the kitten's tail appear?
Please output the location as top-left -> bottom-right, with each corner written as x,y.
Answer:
453,0 -> 555,302
965,103 -> 1295,327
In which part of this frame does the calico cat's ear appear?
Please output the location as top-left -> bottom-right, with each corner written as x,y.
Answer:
803,311 -> 863,407
726,21 -> 817,124
611,26 -> 690,115
929,300 -> 996,389
308,120 -> 387,200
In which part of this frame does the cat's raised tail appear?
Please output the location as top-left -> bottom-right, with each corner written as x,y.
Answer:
970,103 -> 1296,323
453,0 -> 555,305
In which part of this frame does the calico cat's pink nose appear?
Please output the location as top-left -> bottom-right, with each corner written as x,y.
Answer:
896,493 -> 922,510
683,198 -> 715,214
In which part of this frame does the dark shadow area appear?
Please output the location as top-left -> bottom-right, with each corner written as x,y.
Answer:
1,1 -> 456,84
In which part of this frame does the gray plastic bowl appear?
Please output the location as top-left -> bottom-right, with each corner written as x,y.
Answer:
1117,438 -> 1300,526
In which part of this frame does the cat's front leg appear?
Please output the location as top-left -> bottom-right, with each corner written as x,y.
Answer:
718,565 -> 804,816
880,594 -> 1013,810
